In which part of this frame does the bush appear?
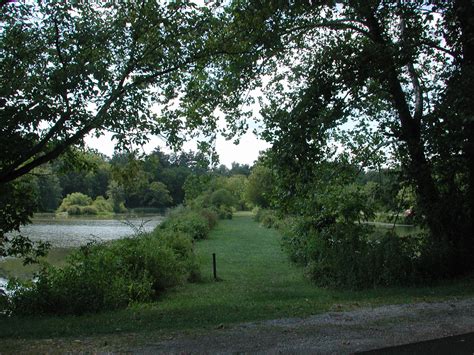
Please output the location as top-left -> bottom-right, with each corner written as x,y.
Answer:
217,206 -> 233,220
5,231 -> 199,316
210,188 -> 235,208
281,217 -> 422,289
57,192 -> 92,212
7,246 -> 150,315
92,196 -> 114,213
81,205 -> 98,215
58,193 -> 115,216
254,208 -> 281,228
160,208 -> 210,240
66,205 -> 82,215
188,190 -> 234,220
4,206 -> 219,316
200,208 -> 219,229
155,229 -> 201,282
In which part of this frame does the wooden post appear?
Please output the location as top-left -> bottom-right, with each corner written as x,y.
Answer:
212,253 -> 217,280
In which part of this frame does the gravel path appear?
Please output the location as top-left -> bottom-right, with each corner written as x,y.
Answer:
130,297 -> 474,354
3,298 -> 473,353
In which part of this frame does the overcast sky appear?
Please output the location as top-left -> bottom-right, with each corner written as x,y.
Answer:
85,127 -> 270,167
85,0 -> 272,167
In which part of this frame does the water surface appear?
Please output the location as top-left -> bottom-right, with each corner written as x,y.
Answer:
15,214 -> 164,248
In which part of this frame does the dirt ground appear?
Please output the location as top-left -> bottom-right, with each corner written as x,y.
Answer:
3,297 -> 474,354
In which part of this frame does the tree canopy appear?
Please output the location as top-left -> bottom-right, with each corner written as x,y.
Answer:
0,1 -> 228,255
193,1 -> 473,277
1,1 -> 473,280
0,1 -> 224,185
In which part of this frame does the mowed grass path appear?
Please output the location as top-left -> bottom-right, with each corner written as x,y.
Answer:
2,212 -> 474,340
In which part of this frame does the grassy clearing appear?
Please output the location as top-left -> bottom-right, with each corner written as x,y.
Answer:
1,212 -> 473,341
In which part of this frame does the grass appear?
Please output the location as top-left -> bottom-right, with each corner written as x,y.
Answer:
1,212 -> 474,342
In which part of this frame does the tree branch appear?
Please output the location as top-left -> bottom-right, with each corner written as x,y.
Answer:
398,4 -> 423,122
1,16 -> 74,177
420,39 -> 456,58
286,18 -> 370,38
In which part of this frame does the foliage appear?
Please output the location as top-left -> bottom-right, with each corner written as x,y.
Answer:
281,217 -> 421,289
2,214 -> 474,340
57,192 -> 92,210
183,174 -> 214,203
31,166 -> 63,212
245,164 -> 274,208
111,150 -> 207,209
253,208 -> 282,229
106,180 -> 127,213
159,207 -> 211,240
0,177 -> 50,263
92,196 -> 114,213
0,1 -> 225,185
57,192 -> 114,215
210,188 -> 235,208
0,0 -> 227,257
184,173 -> 245,219
5,227 -> 199,315
55,151 -> 112,200
199,208 -> 219,229
222,175 -> 248,210
172,1 -> 474,282
142,181 -> 173,208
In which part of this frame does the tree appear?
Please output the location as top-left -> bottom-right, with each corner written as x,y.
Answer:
54,151 -> 111,199
210,188 -> 235,209
180,1 -> 474,277
224,174 -> 248,210
57,192 -> 93,212
107,180 -> 126,214
0,2 -> 224,184
0,1 -> 232,256
33,165 -> 63,212
245,164 -> 274,209
143,181 -> 173,208
229,163 -> 251,177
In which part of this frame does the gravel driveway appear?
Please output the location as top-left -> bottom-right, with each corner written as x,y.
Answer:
3,298 -> 474,353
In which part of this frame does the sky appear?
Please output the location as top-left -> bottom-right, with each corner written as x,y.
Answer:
85,127 -> 270,168
83,0 -> 274,167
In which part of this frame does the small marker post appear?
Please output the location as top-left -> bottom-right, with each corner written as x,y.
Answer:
212,253 -> 217,280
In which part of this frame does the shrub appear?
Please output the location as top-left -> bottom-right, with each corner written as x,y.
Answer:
254,209 -> 281,228
160,208 -> 210,240
200,208 -> 219,229
92,196 -> 114,213
81,205 -> 98,215
57,192 -> 93,212
58,194 -> 116,216
66,205 -> 82,215
7,247 -> 153,315
188,191 -> 234,220
281,217 -> 422,289
5,232 -> 198,315
210,188 -> 235,208
217,206 -> 233,220
154,229 -> 201,282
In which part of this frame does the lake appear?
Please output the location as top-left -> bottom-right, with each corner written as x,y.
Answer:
367,221 -> 420,237
13,213 -> 165,248
0,214 -> 165,285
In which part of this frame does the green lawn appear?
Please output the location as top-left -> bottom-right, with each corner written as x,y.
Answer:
1,212 -> 474,340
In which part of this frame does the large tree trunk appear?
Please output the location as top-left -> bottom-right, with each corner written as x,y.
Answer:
363,11 -> 452,242
454,0 -> 474,253
360,3 -> 474,274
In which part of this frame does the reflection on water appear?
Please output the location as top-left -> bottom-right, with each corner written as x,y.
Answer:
367,221 -> 421,237
12,214 -> 165,248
